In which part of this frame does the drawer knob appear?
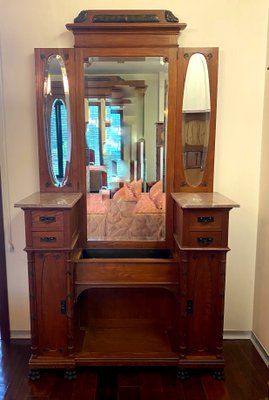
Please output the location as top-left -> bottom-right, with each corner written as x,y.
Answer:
197,216 -> 214,224
40,236 -> 57,243
197,236 -> 213,244
39,216 -> 56,224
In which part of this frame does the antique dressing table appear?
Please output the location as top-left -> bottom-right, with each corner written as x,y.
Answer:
15,10 -> 239,380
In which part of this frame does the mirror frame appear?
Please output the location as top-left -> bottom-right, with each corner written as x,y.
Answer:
65,8 -> 187,249
76,46 -> 178,249
44,55 -> 71,187
174,47 -> 219,192
35,48 -> 78,192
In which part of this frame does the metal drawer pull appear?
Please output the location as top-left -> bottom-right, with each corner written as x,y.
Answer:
197,236 -> 213,244
40,236 -> 57,243
197,216 -> 214,224
187,299 -> 193,314
39,216 -> 56,224
60,300 -> 66,315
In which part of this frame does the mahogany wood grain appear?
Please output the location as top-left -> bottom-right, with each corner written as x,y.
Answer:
19,9 -> 235,376
173,203 -> 230,250
66,10 -> 186,49
75,259 -> 178,285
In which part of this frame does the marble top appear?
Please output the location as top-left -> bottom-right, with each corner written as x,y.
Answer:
171,192 -> 240,209
15,192 -> 83,209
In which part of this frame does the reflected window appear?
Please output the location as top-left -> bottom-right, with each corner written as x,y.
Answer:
50,99 -> 68,183
85,101 -> 123,185
86,103 -> 101,165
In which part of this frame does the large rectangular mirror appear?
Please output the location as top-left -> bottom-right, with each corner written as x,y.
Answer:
84,56 -> 168,241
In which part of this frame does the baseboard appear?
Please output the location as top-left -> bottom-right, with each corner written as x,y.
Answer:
9,329 -> 258,341
223,330 -> 252,340
250,332 -> 269,368
12,330 -> 252,341
10,330 -> 31,339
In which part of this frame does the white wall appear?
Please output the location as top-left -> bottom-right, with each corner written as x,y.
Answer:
0,0 -> 268,337
253,8 -> 269,352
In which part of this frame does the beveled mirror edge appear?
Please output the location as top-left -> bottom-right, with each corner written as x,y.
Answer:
43,54 -> 71,188
83,56 -> 168,243
182,52 -> 211,188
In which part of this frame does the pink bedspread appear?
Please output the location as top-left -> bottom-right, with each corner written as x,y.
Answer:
135,193 -> 165,214
87,193 -> 165,241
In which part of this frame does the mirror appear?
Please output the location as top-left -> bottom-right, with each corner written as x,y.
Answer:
182,53 -> 210,187
84,57 -> 168,241
44,55 -> 71,187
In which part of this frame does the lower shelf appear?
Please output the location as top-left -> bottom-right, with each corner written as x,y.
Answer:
75,318 -> 179,366
28,319 -> 225,369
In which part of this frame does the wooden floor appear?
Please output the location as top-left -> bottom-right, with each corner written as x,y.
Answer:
0,339 -> 268,399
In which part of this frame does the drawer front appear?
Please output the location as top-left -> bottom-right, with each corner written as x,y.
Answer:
31,211 -> 64,230
32,231 -> 64,248
187,210 -> 227,231
185,231 -> 224,248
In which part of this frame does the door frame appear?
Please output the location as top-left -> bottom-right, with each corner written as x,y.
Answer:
0,170 -> 10,342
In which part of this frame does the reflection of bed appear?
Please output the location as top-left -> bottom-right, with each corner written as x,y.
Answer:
87,181 -> 165,241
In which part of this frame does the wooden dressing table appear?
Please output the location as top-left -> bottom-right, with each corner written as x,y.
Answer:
15,10 -> 239,380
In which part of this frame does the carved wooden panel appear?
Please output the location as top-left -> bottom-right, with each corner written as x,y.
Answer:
34,252 -> 68,356
185,251 -> 226,356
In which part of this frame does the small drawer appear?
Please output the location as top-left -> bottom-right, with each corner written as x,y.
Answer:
187,210 -> 227,231
31,211 -> 64,230
32,231 -> 64,248
185,231 -> 224,248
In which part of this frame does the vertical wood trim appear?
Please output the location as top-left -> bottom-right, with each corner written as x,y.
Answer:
0,170 -> 10,342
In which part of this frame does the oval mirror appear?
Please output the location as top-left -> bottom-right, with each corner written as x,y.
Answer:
44,55 -> 71,187
182,53 -> 210,187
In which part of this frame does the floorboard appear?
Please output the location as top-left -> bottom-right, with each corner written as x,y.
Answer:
0,339 -> 268,400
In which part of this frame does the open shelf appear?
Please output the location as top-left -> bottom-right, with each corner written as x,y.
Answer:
75,318 -> 179,366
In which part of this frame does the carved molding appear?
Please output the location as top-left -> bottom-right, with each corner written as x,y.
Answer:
74,10 -> 88,23
73,10 -> 181,25
165,10 -> 179,23
93,14 -> 160,23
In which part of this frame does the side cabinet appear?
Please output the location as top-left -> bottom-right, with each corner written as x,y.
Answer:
15,192 -> 82,372
180,250 -> 226,361
29,252 -> 72,358
172,192 -> 239,372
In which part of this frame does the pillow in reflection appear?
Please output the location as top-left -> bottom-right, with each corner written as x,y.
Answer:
153,192 -> 166,210
113,185 -> 137,202
127,179 -> 143,199
149,180 -> 163,203
134,193 -> 164,214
